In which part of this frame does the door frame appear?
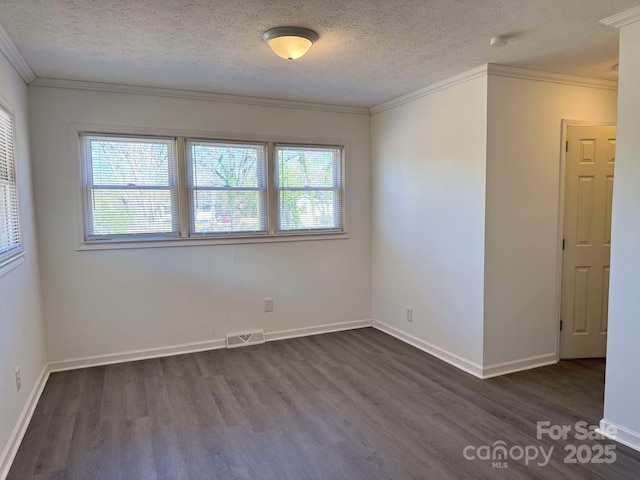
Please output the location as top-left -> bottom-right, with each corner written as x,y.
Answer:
555,119 -> 616,361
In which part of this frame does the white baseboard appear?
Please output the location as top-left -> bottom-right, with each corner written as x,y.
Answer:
597,419 -> 640,453
0,364 -> 50,480
481,353 -> 557,379
48,338 -> 227,372
266,319 -> 373,342
373,320 -> 484,378
48,319 -> 374,373
373,320 -> 557,379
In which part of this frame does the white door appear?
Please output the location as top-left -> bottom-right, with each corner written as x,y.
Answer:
560,125 -> 616,359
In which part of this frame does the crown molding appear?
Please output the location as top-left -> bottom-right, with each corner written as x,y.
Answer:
0,23 -> 35,84
369,65 -> 489,114
369,63 -> 618,115
29,77 -> 370,115
26,64 -> 617,117
487,64 -> 617,90
600,6 -> 640,28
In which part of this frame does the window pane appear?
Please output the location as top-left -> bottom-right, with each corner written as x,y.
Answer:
192,190 -> 265,234
0,184 -> 11,254
276,145 -> 343,232
187,140 -> 267,235
0,106 -> 21,262
87,138 -> 172,187
88,189 -> 176,236
0,184 -> 19,246
190,142 -> 263,188
277,146 -> 341,188
82,135 -> 178,239
279,190 -> 338,231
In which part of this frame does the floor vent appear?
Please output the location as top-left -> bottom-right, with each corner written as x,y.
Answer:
226,330 -> 265,349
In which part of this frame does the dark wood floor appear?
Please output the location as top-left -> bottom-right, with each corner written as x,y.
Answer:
8,328 -> 640,479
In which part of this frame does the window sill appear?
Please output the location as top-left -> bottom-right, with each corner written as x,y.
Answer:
0,252 -> 26,278
77,232 -> 349,251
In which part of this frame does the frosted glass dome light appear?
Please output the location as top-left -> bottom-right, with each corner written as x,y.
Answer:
263,27 -> 319,61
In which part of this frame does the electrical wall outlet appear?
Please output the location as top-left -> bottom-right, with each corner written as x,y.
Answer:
15,367 -> 21,392
264,298 -> 274,313
406,307 -> 413,323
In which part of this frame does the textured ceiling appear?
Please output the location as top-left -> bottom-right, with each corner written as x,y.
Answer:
0,0 -> 637,107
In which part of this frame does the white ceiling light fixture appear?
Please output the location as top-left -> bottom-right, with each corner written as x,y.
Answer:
490,36 -> 509,47
263,27 -> 319,61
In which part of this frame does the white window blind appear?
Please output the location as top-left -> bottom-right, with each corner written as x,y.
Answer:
0,106 -> 21,264
275,145 -> 343,232
187,140 -> 267,235
82,135 -> 179,240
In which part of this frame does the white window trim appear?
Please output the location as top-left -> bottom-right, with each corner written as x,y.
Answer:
274,143 -> 344,235
81,133 -> 181,241
186,138 -> 270,237
0,94 -> 25,272
71,124 -> 350,251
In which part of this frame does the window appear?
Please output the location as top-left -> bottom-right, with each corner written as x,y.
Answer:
82,135 -> 178,240
275,145 -> 343,232
0,106 -> 21,265
187,140 -> 267,235
81,133 -> 345,245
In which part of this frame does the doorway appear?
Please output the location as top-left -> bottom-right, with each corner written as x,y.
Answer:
560,124 -> 616,359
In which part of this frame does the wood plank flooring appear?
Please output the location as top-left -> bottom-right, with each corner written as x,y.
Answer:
8,328 -> 640,479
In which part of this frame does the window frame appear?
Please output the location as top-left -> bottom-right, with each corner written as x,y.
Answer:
186,138 -> 270,238
74,125 -> 348,250
274,143 -> 344,235
81,133 -> 181,242
0,99 -> 24,272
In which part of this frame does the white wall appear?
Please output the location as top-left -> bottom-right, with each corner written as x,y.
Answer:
603,19 -> 640,440
371,69 -> 619,375
484,75 -> 618,367
0,56 -> 47,469
371,75 -> 488,367
28,86 -> 372,363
